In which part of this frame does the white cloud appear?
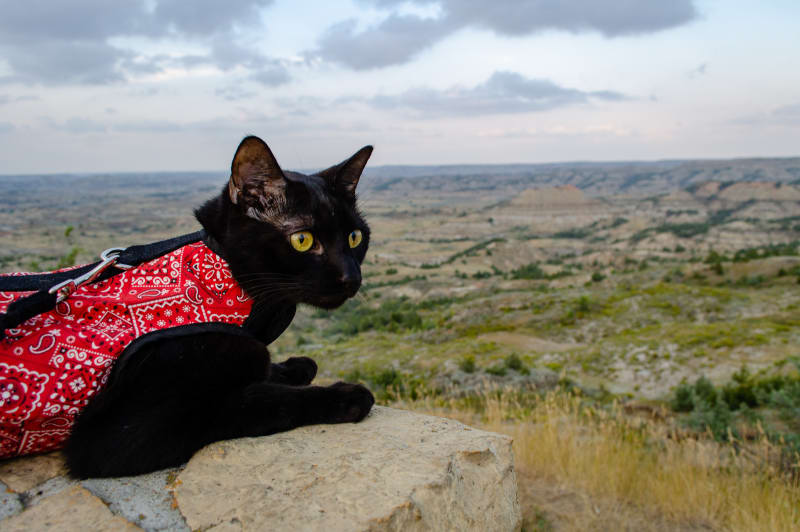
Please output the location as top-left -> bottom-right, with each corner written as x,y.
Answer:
311,0 -> 698,69
369,71 -> 627,116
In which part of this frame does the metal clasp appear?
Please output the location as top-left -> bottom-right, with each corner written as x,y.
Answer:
48,247 -> 133,303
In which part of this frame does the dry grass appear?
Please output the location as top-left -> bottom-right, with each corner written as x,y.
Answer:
391,391 -> 800,531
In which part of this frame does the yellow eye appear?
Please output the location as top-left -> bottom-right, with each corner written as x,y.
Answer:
348,230 -> 363,248
290,231 -> 314,252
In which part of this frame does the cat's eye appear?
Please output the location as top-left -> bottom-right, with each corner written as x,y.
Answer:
348,230 -> 363,248
290,231 -> 314,252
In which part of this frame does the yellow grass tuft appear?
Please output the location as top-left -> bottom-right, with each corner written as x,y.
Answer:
392,391 -> 800,531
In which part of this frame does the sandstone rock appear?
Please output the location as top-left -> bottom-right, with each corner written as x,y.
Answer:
81,470 -> 189,531
1,485 -> 140,531
0,407 -> 521,531
717,182 -> 800,202
0,482 -> 23,520
175,406 -> 521,531
0,452 -> 67,493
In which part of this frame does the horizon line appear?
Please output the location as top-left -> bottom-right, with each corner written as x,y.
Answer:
1,154 -> 799,178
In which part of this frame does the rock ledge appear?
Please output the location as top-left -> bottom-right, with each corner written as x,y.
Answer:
0,406 -> 521,531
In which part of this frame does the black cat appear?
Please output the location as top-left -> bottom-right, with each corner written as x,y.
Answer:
65,136 -> 375,478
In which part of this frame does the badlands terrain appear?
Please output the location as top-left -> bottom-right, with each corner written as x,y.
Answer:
2,157 -> 800,530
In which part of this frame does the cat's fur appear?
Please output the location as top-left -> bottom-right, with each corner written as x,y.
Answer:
65,136 -> 375,478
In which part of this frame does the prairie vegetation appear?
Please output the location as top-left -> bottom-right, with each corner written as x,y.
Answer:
392,389 -> 800,531
2,161 -> 800,529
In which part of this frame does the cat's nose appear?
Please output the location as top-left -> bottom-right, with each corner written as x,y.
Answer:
339,272 -> 361,296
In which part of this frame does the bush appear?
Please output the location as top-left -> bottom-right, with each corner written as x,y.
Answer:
670,376 -> 718,412
326,298 -> 427,335
670,364 -> 800,446
511,263 -> 547,280
671,381 -> 695,412
344,367 -> 428,401
57,246 -> 81,269
693,376 -> 719,406
686,398 -> 734,441
459,355 -> 476,373
486,364 -> 507,376
721,366 -> 758,409
609,217 -> 628,228
504,353 -> 529,375
552,227 -> 593,239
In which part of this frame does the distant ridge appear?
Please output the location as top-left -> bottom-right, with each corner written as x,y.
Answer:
2,156 -> 799,198
360,156 -> 800,180
359,157 -> 800,197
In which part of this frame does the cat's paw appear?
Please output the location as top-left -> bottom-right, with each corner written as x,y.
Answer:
271,356 -> 318,385
328,382 -> 375,423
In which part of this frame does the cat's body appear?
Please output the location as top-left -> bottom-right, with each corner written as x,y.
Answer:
2,136 -> 376,477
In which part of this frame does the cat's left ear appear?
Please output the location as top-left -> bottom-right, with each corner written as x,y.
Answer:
319,146 -> 373,198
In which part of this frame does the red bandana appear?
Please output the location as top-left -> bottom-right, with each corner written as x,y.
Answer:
0,242 -> 253,458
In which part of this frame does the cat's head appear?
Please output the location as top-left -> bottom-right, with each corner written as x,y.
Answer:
197,135 -> 372,309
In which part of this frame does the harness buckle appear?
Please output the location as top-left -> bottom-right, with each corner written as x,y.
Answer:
48,247 -> 133,303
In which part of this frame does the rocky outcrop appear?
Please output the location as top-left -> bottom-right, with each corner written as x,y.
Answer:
0,407 -> 521,531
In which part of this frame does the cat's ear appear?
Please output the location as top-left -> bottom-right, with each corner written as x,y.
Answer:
228,136 -> 287,221
319,146 -> 373,198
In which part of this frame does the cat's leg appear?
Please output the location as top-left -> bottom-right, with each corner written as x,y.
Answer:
67,379 -> 373,478
66,331 -> 372,478
215,380 -> 373,441
268,356 -> 317,385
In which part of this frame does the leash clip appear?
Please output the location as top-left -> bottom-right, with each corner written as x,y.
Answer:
48,247 -> 133,303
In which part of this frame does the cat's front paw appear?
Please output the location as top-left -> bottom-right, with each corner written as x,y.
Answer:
271,356 -> 318,386
328,382 -> 375,423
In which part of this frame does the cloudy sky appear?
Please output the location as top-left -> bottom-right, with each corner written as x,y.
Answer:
0,0 -> 798,174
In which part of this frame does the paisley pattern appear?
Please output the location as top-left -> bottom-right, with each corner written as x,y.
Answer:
0,243 -> 253,458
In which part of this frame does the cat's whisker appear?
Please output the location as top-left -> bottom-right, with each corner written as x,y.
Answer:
243,278 -> 309,288
243,287 -> 303,298
245,287 -> 311,301
235,273 -> 299,280
243,279 -> 307,287
245,287 -> 304,300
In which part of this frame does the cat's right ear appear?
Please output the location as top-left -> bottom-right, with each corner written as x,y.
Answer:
317,145 -> 373,199
228,136 -> 287,221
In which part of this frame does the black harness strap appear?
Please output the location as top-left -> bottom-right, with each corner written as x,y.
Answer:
0,230 -> 206,339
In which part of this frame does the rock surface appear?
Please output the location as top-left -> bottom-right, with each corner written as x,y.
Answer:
2,486 -> 140,531
0,407 -> 521,531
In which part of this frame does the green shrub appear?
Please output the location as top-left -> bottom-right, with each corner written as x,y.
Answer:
512,263 -> 547,280
552,227 -> 592,239
693,376 -> 718,406
721,366 -> 758,409
459,355 -> 476,374
326,298 -> 427,335
671,364 -> 800,449
687,396 -> 735,441
591,272 -> 606,282
609,217 -> 628,228
504,353 -> 524,371
671,380 -> 695,412
486,364 -> 507,376
57,246 -> 81,269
